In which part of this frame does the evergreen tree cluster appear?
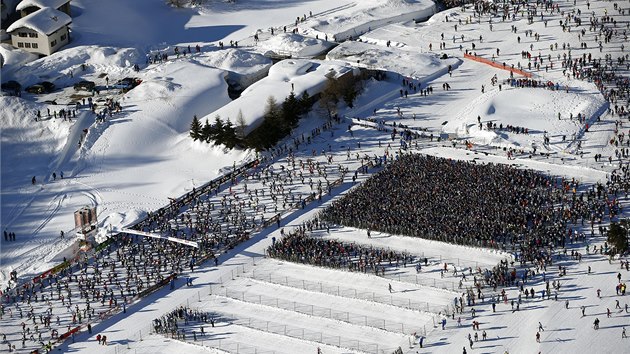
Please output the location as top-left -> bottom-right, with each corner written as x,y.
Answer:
189,91 -> 314,150
189,72 -> 366,151
245,91 -> 313,150
189,114 -> 240,149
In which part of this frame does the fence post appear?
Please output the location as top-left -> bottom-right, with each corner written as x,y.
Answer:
198,291 -> 200,302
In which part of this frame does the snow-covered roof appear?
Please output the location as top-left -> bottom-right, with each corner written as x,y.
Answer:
7,7 -> 71,35
16,0 -> 70,11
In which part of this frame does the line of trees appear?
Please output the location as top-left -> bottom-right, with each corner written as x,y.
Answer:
190,72 -> 368,150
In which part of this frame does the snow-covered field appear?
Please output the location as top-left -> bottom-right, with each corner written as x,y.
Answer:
1,0 -> 629,353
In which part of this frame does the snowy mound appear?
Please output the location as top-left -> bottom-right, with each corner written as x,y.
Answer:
204,59 -> 355,134
305,0 -> 436,40
444,82 -> 608,151
0,43 -> 39,74
2,45 -> 141,87
327,40 -> 459,79
258,33 -> 334,58
195,48 -> 272,75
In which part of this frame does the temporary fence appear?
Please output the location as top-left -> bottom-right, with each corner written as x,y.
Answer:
249,271 -> 452,315
463,52 -> 532,78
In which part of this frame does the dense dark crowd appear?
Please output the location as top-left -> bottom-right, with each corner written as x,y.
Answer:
267,224 -> 415,275
320,154 -> 626,262
153,306 -> 212,339
321,154 -> 568,251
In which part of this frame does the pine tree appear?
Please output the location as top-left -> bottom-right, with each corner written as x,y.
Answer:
212,115 -> 224,142
282,91 -> 300,127
236,110 -> 247,139
222,119 -> 238,148
190,115 -> 201,140
264,96 -> 281,121
299,90 -> 312,115
200,118 -> 212,142
319,78 -> 339,118
607,220 -> 629,254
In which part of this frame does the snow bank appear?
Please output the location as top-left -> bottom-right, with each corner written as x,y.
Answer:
2,45 -> 141,88
443,82 -> 608,152
306,0 -> 436,41
0,43 -> 39,75
327,40 -> 459,79
201,59 -> 355,135
257,32 -> 335,58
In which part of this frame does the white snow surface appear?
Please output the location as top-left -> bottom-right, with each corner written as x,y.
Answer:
6,7 -> 71,35
15,0 -> 70,11
203,58 -> 357,134
1,0 -> 629,353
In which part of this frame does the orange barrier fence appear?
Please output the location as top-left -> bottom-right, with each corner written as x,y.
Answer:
463,53 -> 532,78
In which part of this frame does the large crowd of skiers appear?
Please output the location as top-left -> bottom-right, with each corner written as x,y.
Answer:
267,222 -> 415,275
0,117 -> 372,353
321,154 -> 577,250
272,151 -> 629,348
152,306 -> 214,341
